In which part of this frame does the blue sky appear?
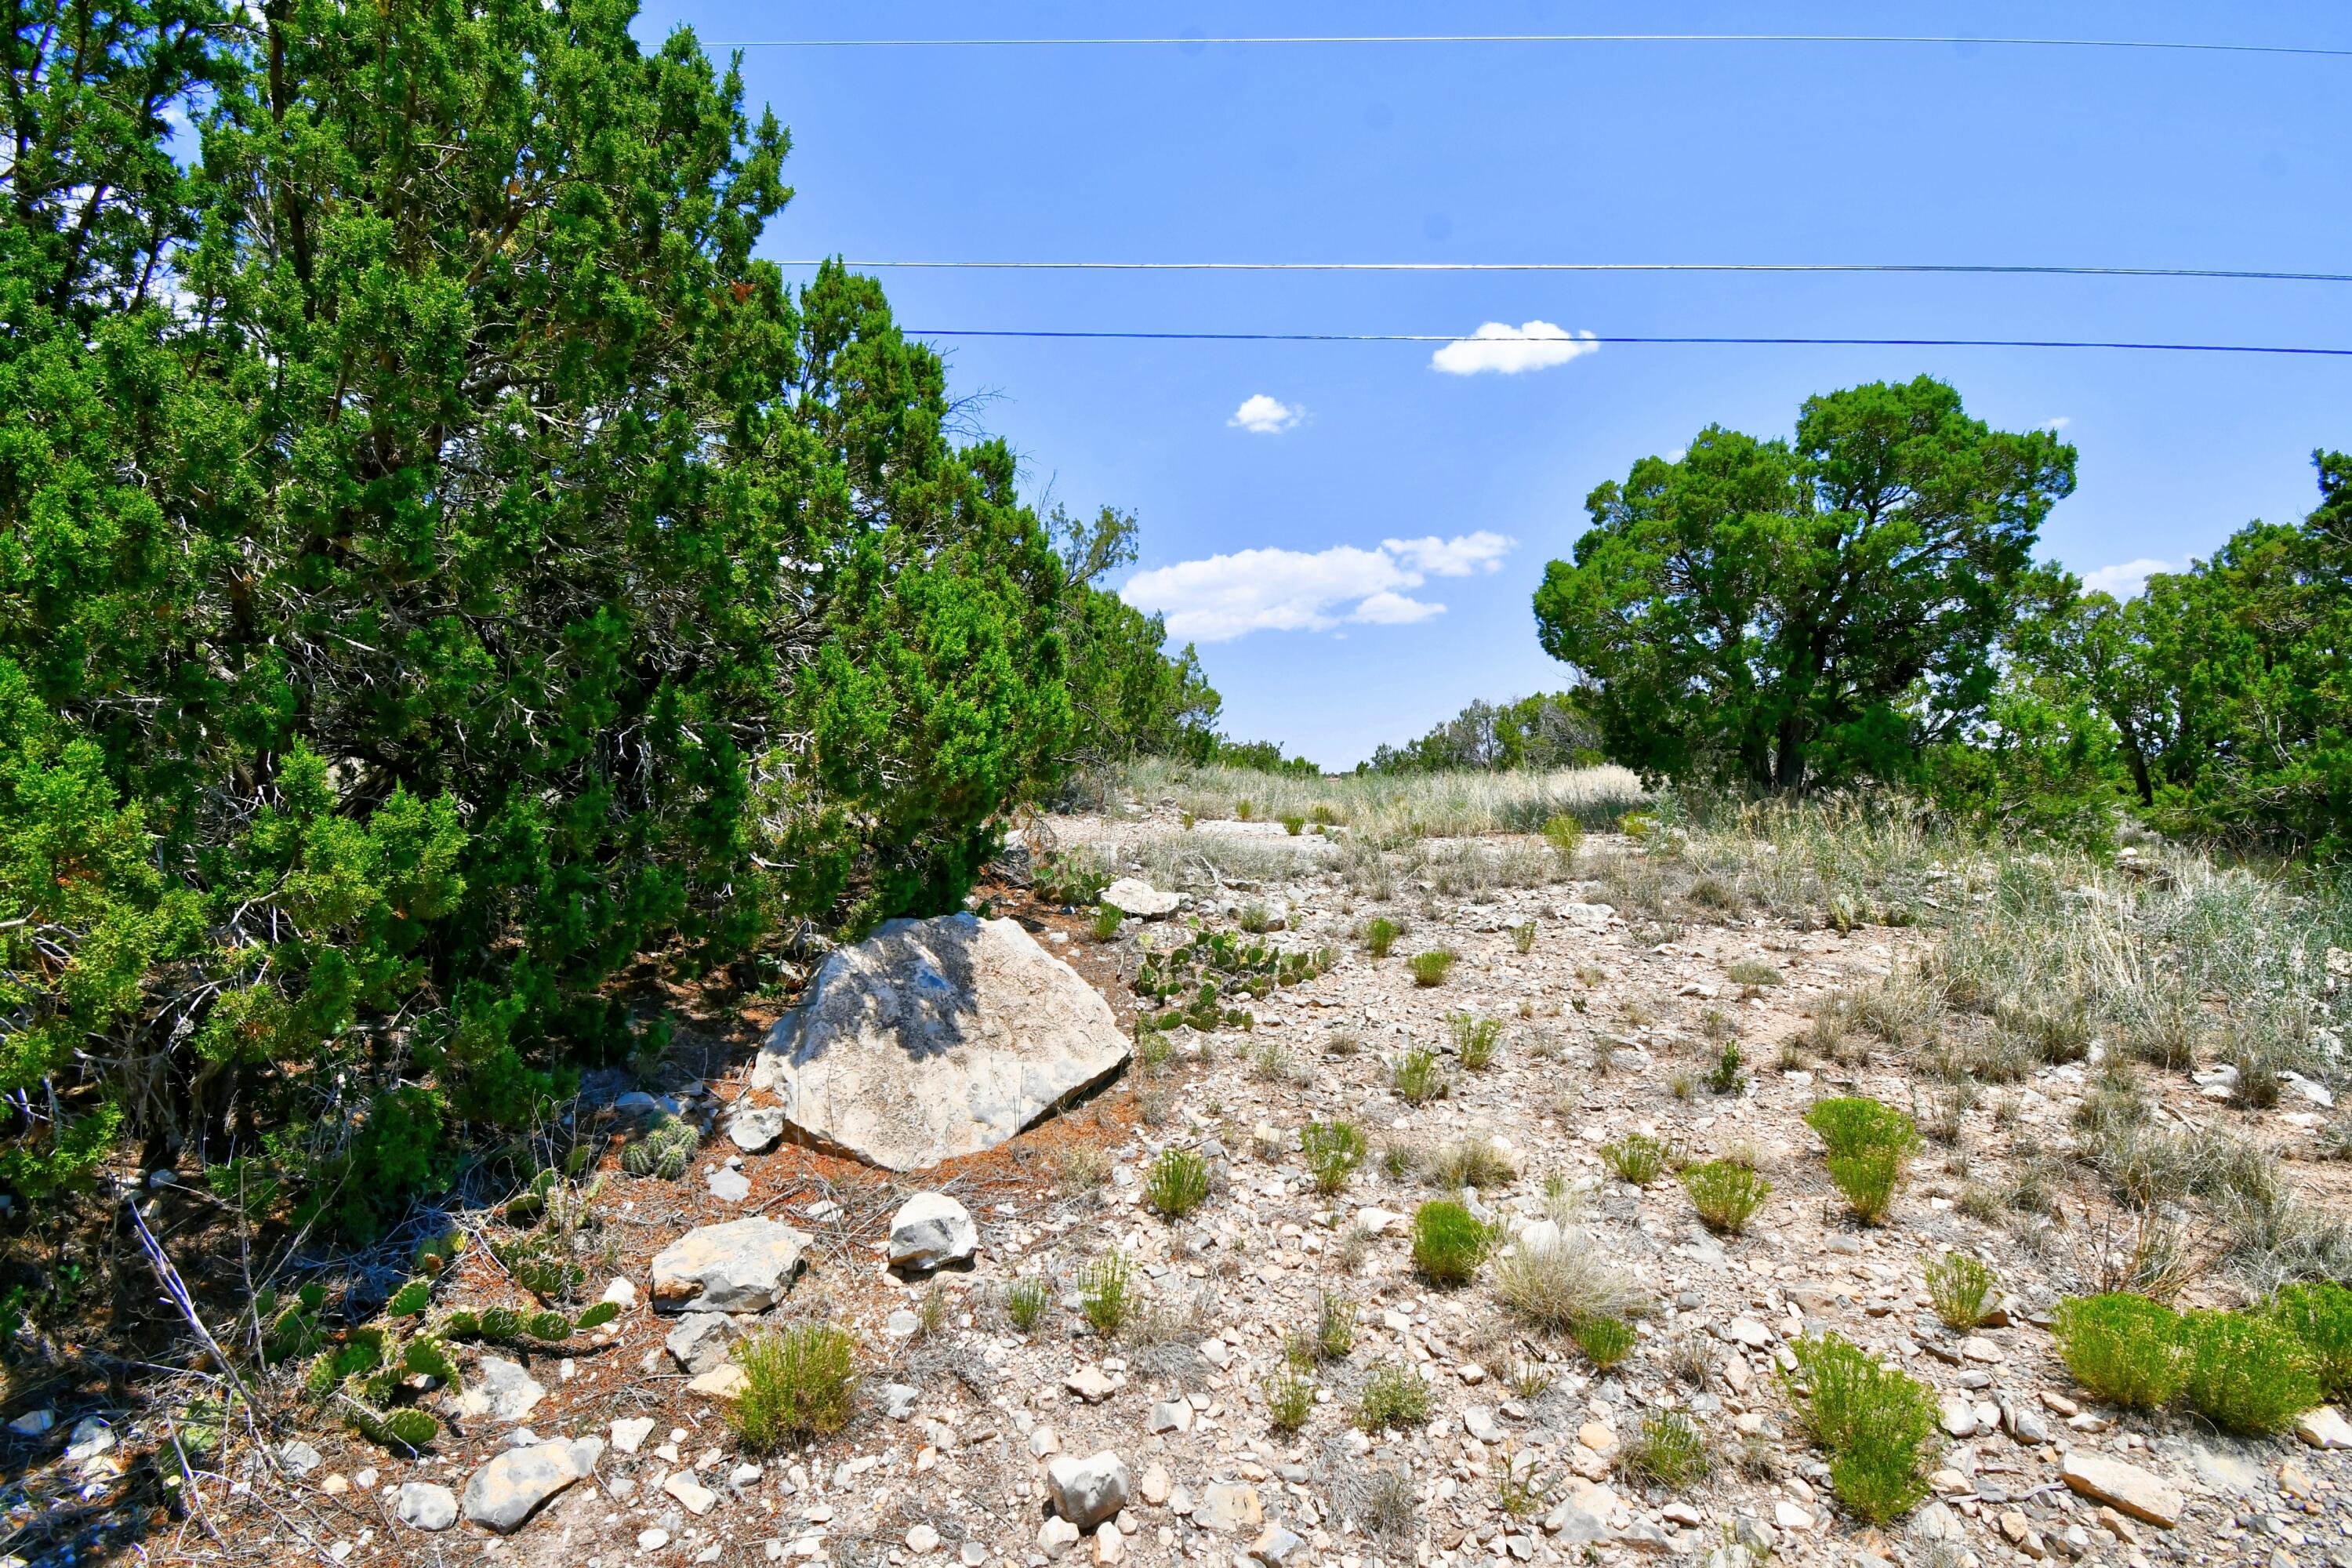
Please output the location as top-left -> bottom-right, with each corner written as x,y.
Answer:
642,2 -> 2352,768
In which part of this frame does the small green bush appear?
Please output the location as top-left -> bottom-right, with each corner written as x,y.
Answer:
1511,921 -> 1537,954
1602,1133 -> 1671,1186
1412,1200 -> 1490,1287
1079,1250 -> 1138,1336
1542,814 -> 1584,858
1280,814 -> 1306,837
1091,904 -> 1124,942
1145,1147 -> 1212,1218
1573,1314 -> 1636,1369
2052,1294 -> 2188,1410
1805,1097 -> 1920,1160
1681,1160 -> 1769,1235
1264,1366 -> 1315,1431
1726,960 -> 1783,988
1355,1360 -> 1432,1431
1827,1146 -> 1906,1225
728,1324 -> 858,1452
2269,1281 -> 2352,1399
1926,1252 -> 1998,1330
1314,1290 -> 1357,1361
1704,1042 -> 1746,1096
1450,1012 -> 1503,1069
2179,1309 -> 2321,1436
1390,1045 -> 1446,1104
1407,950 -> 1458,987
1618,1410 -> 1708,1489
1363,916 -> 1401,959
1783,1333 -> 1937,1523
1301,1120 -> 1367,1194
1004,1276 -> 1052,1334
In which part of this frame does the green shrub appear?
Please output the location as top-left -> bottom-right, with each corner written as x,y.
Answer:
1145,1147 -> 1212,1218
1726,960 -> 1783,988
1390,1046 -> 1446,1104
2179,1309 -> 2321,1435
1805,1097 -> 1920,1160
728,1325 -> 858,1453
1704,1042 -> 1746,1096
1618,1410 -> 1708,1488
1602,1133 -> 1671,1186
1573,1314 -> 1637,1369
1681,1160 -> 1769,1235
1079,1250 -> 1138,1336
2052,1294 -> 2188,1410
1314,1290 -> 1357,1361
2269,1282 -> 2352,1399
1090,905 -> 1124,942
1301,1120 -> 1367,1194
1363,917 -> 1401,959
1264,1367 -> 1315,1431
1783,1334 -> 1937,1523
1412,1200 -> 1490,1287
1450,1012 -> 1504,1069
1407,950 -> 1458,987
1511,921 -> 1537,954
1926,1253 -> 1998,1330
1542,814 -> 1584,858
1827,1146 -> 1906,1225
1355,1361 -> 1432,1431
1004,1276 -> 1052,1334
1280,814 -> 1307,837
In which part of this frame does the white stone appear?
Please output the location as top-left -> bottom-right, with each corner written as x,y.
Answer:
728,1105 -> 789,1153
601,1276 -> 637,1308
650,1218 -> 811,1312
889,1192 -> 978,1272
452,1356 -> 546,1424
1101,879 -> 1181,918
751,913 -> 1132,1170
907,1525 -> 942,1554
2296,1406 -> 2352,1450
1047,1452 -> 1133,1530
2060,1452 -> 2183,1529
461,1439 -> 601,1534
611,1417 -> 656,1454
395,1482 -> 458,1532
666,1312 -> 744,1374
664,1472 -> 720,1515
707,1165 -> 752,1202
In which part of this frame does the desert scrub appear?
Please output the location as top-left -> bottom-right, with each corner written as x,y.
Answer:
1088,903 -> 1124,942
1412,1200 -> 1491,1287
1926,1252 -> 1999,1330
1363,916 -> 1401,959
1450,1012 -> 1504,1069
1805,1096 -> 1921,1160
1312,1290 -> 1358,1360
1573,1313 -> 1636,1370
1681,1160 -> 1769,1235
1704,1042 -> 1746,1096
1427,1136 -> 1515,1192
1390,1046 -> 1446,1105
1726,960 -> 1783,989
727,1324 -> 858,1452
2179,1309 -> 2320,1435
1491,1238 -> 1646,1333
2269,1282 -> 2352,1399
1301,1120 -> 1368,1193
1783,1333 -> 1938,1524
1145,1147 -> 1213,1218
1004,1276 -> 1052,1334
1511,920 -> 1537,954
1054,1144 -> 1111,1197
1280,813 -> 1306,837
1828,1146 -> 1907,1226
1618,1410 -> 1708,1489
1079,1250 -> 1139,1336
1602,1133 -> 1673,1186
1543,813 -> 1584,860
1263,1366 -> 1316,1431
2052,1294 -> 2188,1410
1355,1361 -> 1432,1431
1408,949 -> 1458,987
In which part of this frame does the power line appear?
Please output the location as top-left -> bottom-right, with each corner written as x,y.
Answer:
719,33 -> 2352,60
788,260 -> 2352,284
902,329 -> 2352,358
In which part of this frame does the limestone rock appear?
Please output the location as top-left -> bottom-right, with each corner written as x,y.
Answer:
610,1417 -> 655,1454
1101,879 -> 1181,918
452,1356 -> 546,1424
2296,1406 -> 2352,1450
650,1218 -> 810,1312
727,1105 -> 788,1153
461,1439 -> 601,1534
664,1312 -> 743,1374
1250,1526 -> 1305,1567
664,1472 -> 720,1515
750,913 -> 1131,1170
889,1192 -> 978,1272
1193,1483 -> 1262,1533
1047,1451 -> 1131,1530
2060,1452 -> 2183,1529
395,1481 -> 458,1532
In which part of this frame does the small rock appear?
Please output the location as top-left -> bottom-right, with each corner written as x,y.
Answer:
1029,1425 -> 1062,1457
274,1439 -> 324,1475
1198,1338 -> 1234,1370
1249,1526 -> 1306,1567
1138,1465 -> 1171,1506
1148,1400 -> 1191,1434
890,1193 -> 979,1273
665,1472 -> 720,1516
688,1363 -> 748,1399
1194,1483 -> 1263,1534
1940,1397 -> 1980,1439
907,1525 -> 942,1555
1047,1451 -> 1132,1530
707,1165 -> 753,1203
1355,1207 -> 1407,1236
1102,879 -> 1181,918
1464,1406 -> 1503,1443
454,1356 -> 548,1424
2296,1406 -> 2352,1450
1661,1503 -> 1703,1528
1773,1502 -> 1814,1533
2060,1452 -> 2183,1529
650,1218 -> 811,1313
1065,1367 -> 1117,1403
612,1416 -> 656,1454
1958,1334 -> 2004,1363
1577,1421 -> 1619,1455
1724,1317 -> 1773,1348
462,1439 -> 601,1534
883,1382 -> 922,1420
666,1312 -> 745,1375
396,1482 -> 459,1532
64,1419 -> 114,1464
1094,1523 -> 1127,1566
1733,1517 -> 1777,1555
728,1105 -> 789,1153
601,1276 -> 638,1308
1040,1518 -> 1083,1559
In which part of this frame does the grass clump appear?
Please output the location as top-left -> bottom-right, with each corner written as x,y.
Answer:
1427,1136 -> 1515,1193
727,1324 -> 858,1452
2179,1309 -> 2321,1435
1602,1132 -> 1672,1186
2268,1282 -> 2352,1399
1301,1120 -> 1367,1194
1090,904 -> 1124,942
1145,1147 -> 1212,1218
1681,1160 -> 1769,1235
1450,1011 -> 1504,1069
1407,949 -> 1458,987
1783,1333 -> 1938,1523
1390,1045 -> 1446,1104
1512,920 -> 1537,954
1313,1290 -> 1357,1361
1543,813 -> 1584,859
1618,1410 -> 1708,1489
1926,1252 -> 1999,1330
1491,1239 -> 1645,1334
1355,1361 -> 1432,1432
1363,916 -> 1401,959
2051,1294 -> 2188,1410
1078,1250 -> 1138,1336
1573,1314 -> 1637,1370
1726,960 -> 1783,988
1411,1200 -> 1491,1287
1004,1276 -> 1052,1334
1263,1367 -> 1316,1432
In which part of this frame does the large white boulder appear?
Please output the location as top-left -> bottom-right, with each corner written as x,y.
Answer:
752,913 -> 1130,1170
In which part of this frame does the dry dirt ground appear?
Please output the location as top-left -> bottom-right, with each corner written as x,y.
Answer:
13,810 -> 2352,1568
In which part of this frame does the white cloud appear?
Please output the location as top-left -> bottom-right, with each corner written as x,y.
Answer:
1228,394 -> 1303,434
1430,320 -> 1600,376
2080,557 -> 2177,599
2040,416 -> 2072,431
1120,532 -> 1519,642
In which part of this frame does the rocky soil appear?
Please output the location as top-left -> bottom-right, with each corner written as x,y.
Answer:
16,808 -> 2352,1568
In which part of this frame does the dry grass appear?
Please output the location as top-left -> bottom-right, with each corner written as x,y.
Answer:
1105,759 -> 1647,840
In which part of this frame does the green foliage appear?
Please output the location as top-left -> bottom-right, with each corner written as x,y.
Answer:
1534,378 -> 2076,789
1511,920 -> 1538,953
728,1325 -> 858,1452
1543,813 -> 1585,858
1681,1160 -> 1769,1235
1365,694 -> 1602,775
1301,1120 -> 1367,1194
306,1290 -> 458,1454
1354,1361 -> 1432,1432
622,1115 -> 701,1181
1426,1138 -> 1515,1192
1450,1013 -> 1503,1069
1216,740 -> 1319,776
1806,1097 -> 1921,1160
2052,1294 -> 2189,1410
1602,1133 -> 1675,1186
1827,1147 -> 1907,1226
443,1298 -> 609,1345
2178,1310 -> 2321,1436
1407,950 -> 1458,987
1363,917 -> 1401,959
1619,1410 -> 1710,1490
1411,1200 -> 1490,1287
1313,1290 -> 1357,1361
1263,1367 -> 1316,1432
1004,1276 -> 1052,1335
1926,1253 -> 1999,1330
1704,1043 -> 1746,1096
1572,1314 -> 1637,1370
1145,1147 -> 1212,1218
1079,1250 -> 1137,1335
1783,1334 -> 1938,1523
1133,931 -> 1333,1030
2268,1283 -> 2352,1400
1090,905 -> 1124,942
1389,1046 -> 1446,1105
1035,848 -> 1114,906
